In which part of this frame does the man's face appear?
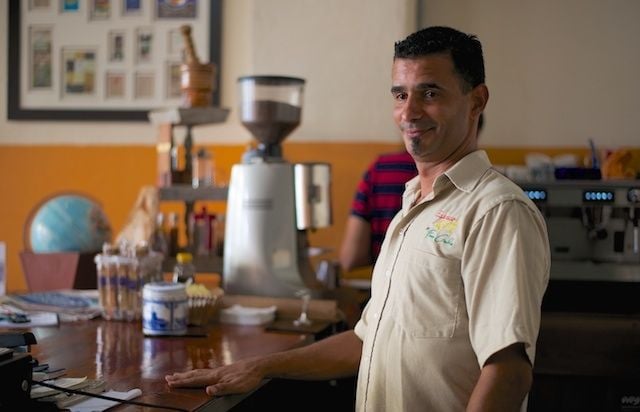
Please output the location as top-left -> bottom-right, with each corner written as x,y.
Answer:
391,53 -> 483,163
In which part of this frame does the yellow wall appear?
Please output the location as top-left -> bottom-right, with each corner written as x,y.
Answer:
1,143 -> 615,292
0,142 -> 406,292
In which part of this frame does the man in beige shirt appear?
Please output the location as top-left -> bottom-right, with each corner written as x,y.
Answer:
166,26 -> 550,411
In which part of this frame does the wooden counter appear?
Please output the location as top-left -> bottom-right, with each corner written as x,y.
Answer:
23,319 -> 313,411
530,312 -> 640,411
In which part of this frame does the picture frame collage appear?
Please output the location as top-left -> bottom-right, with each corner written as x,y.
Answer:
8,0 -> 222,121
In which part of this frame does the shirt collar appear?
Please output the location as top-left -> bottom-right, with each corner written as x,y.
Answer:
443,150 -> 493,193
402,150 -> 492,213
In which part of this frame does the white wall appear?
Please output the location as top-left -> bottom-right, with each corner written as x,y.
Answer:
5,0 -> 636,148
0,0 -> 415,146
421,0 -> 640,148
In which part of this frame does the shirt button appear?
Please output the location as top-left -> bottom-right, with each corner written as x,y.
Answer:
385,269 -> 391,278
373,312 -> 379,319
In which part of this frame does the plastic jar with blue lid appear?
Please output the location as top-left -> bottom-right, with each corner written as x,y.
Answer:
142,282 -> 188,336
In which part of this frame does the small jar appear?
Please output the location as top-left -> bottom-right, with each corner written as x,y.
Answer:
192,148 -> 214,188
142,282 -> 188,336
173,252 -> 196,284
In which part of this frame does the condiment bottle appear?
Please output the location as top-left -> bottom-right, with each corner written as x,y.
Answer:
168,212 -> 180,257
173,252 -> 196,284
151,212 -> 169,256
192,147 -> 214,188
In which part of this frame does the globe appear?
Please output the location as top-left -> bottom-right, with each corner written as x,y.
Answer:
28,194 -> 112,253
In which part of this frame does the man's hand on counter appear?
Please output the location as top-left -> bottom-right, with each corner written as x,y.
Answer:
166,357 -> 266,396
165,330 -> 362,397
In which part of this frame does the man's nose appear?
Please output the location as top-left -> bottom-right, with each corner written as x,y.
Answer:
400,95 -> 423,122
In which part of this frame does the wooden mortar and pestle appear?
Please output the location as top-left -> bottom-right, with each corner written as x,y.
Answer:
180,25 -> 216,107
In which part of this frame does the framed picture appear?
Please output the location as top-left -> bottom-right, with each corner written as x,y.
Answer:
108,30 -> 125,62
60,0 -> 79,13
156,0 -> 196,19
8,0 -> 222,121
167,28 -> 183,56
123,0 -> 142,16
61,47 -> 97,97
105,71 -> 126,99
29,0 -> 51,10
135,27 -> 153,63
29,26 -> 53,89
134,72 -> 155,99
89,0 -> 111,20
166,61 -> 182,98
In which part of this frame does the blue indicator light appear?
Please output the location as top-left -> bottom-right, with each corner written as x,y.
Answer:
525,189 -> 547,202
583,191 -> 615,202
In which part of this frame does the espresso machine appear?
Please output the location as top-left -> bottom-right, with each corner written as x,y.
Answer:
519,179 -> 640,312
223,76 -> 332,298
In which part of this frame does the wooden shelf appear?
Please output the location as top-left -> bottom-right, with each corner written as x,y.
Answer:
159,185 -> 228,202
162,255 -> 223,274
148,106 -> 230,126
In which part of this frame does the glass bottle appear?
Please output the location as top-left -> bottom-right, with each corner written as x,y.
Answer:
192,148 -> 214,188
151,212 -> 169,256
168,212 -> 180,257
173,252 -> 196,284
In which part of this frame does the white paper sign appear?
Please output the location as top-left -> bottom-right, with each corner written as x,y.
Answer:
0,242 -> 6,296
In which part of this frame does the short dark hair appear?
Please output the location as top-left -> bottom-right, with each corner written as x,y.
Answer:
394,26 -> 485,92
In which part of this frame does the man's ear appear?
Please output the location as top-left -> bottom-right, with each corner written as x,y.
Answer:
470,84 -> 489,116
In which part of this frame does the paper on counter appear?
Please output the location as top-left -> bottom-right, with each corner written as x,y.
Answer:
69,388 -> 142,412
31,377 -> 88,398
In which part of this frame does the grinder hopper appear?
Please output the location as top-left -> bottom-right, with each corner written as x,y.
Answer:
238,76 -> 305,158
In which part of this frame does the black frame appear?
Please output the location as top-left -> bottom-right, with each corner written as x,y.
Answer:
7,0 -> 223,121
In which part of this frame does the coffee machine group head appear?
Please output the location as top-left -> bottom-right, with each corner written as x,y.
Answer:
223,75 -> 332,298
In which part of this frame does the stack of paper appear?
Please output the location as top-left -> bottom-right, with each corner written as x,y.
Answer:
31,377 -> 106,408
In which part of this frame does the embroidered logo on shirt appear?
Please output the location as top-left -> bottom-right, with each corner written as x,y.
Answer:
425,210 -> 458,247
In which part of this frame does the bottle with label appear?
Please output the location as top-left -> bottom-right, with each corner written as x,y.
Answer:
168,212 -> 180,257
190,206 -> 215,256
173,252 -> 196,284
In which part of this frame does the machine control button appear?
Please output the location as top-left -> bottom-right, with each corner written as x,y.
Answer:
628,188 -> 640,203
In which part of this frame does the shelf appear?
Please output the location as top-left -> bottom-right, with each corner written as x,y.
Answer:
159,185 -> 228,202
148,106 -> 230,126
162,255 -> 223,274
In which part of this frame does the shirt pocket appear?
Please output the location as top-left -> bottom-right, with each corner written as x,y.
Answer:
395,249 -> 462,338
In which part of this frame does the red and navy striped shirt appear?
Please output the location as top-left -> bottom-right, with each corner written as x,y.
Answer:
351,151 -> 417,263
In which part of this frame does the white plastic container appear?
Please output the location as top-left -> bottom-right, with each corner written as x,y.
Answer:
142,282 -> 188,336
219,304 -> 277,326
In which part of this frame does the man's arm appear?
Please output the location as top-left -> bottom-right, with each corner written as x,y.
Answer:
466,343 -> 532,412
339,215 -> 372,272
166,330 -> 362,396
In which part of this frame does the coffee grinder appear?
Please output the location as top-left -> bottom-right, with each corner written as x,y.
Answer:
223,76 -> 332,298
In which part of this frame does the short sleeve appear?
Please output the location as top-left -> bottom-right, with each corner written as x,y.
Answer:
461,199 -> 550,368
350,161 -> 376,221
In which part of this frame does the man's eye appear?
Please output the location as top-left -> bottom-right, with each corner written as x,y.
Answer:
393,93 -> 407,101
424,90 -> 436,99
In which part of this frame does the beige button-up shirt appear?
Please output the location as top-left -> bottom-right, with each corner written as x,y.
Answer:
354,150 -> 550,411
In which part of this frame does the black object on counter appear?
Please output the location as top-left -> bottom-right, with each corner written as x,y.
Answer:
554,167 -> 602,180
